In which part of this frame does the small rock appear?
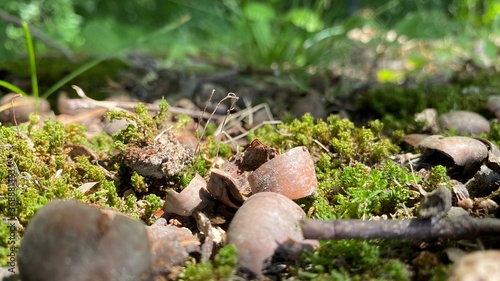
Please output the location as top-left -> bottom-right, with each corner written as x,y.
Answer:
486,95 -> 500,119
102,116 -> 135,136
122,134 -> 193,179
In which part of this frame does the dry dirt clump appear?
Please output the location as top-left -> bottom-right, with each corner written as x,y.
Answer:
122,133 -> 193,179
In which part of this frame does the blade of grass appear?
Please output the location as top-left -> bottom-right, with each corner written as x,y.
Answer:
22,22 -> 38,100
41,15 -> 191,99
0,81 -> 27,96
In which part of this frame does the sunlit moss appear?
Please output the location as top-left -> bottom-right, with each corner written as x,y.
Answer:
143,194 -> 162,223
425,165 -> 450,191
252,113 -> 398,164
294,239 -> 412,280
202,136 -> 233,159
173,154 -> 212,188
131,172 -> 148,193
107,99 -> 171,147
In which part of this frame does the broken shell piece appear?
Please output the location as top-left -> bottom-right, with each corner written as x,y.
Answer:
147,218 -> 200,278
400,133 -> 430,149
207,168 -> 250,209
417,186 -> 452,223
163,174 -> 211,216
465,165 -> 500,197
448,250 -> 500,281
438,110 -> 490,135
76,181 -> 99,195
227,192 -> 318,277
194,211 -> 225,262
473,198 -> 499,214
18,200 -> 151,281
206,138 -> 279,208
64,144 -> 99,161
418,135 -> 488,180
248,146 -> 317,199
477,138 -> 500,174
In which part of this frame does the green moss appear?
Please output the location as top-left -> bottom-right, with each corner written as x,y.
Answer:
252,114 -> 399,164
425,165 -> 450,191
356,71 -> 500,132
295,239 -> 410,280
30,119 -> 65,157
87,131 -> 114,152
124,193 -> 138,216
180,244 -> 238,281
107,98 -> 171,147
131,172 -> 148,193
173,154 -> 212,188
174,114 -> 192,131
328,161 -> 415,219
143,194 -> 162,223
202,136 -> 233,159
311,155 -> 417,220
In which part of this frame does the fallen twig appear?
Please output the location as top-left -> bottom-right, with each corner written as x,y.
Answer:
300,216 -> 500,240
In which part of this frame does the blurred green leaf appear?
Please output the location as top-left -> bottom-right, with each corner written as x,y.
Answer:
243,2 -> 275,21
286,8 -> 324,32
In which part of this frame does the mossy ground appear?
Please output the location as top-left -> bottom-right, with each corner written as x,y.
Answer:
2,71 -> 499,279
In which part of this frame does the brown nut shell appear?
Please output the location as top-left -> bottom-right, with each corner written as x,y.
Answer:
227,192 -> 318,277
18,200 -> 151,281
248,146 -> 317,199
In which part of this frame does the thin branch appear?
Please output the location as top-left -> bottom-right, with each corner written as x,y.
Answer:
300,216 -> 500,240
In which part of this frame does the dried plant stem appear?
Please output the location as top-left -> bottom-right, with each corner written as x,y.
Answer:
300,217 -> 500,240
10,94 -> 22,138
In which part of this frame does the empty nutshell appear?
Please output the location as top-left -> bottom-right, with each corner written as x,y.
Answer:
18,200 -> 151,281
0,93 -> 50,124
248,146 -> 317,199
206,138 -> 278,208
227,192 -> 318,277
438,110 -> 490,135
486,95 -> 500,119
418,135 -> 488,180
163,173 -> 211,216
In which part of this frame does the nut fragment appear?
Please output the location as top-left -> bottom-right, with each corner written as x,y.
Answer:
448,250 -> 500,281
418,135 -> 488,180
438,110 -> 490,135
227,192 -> 318,277
248,146 -> 318,199
18,200 -> 151,281
206,138 -> 277,207
0,93 -> 51,124
163,174 -> 211,216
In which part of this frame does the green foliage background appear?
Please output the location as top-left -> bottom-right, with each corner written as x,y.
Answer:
1,0 -> 500,71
